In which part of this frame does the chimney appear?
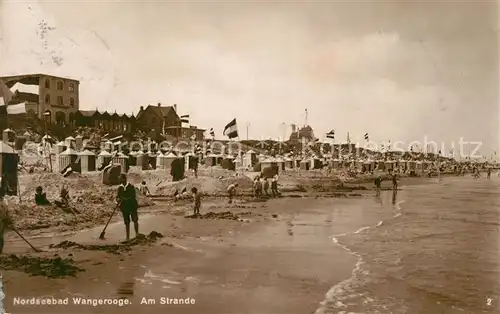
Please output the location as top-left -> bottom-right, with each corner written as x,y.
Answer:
157,102 -> 161,107
173,104 -> 177,113
140,106 -> 144,111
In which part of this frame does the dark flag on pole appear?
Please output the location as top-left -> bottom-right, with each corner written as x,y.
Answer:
326,130 -> 335,139
364,133 -> 369,141
223,118 -> 238,139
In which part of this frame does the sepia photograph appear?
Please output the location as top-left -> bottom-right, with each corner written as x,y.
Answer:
0,0 -> 498,313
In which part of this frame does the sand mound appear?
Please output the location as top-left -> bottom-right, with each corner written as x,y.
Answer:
186,211 -> 252,220
49,231 -> 164,254
155,171 -> 253,197
0,254 -> 84,278
12,172 -> 154,231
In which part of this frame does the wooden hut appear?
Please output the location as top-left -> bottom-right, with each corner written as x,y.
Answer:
58,148 -> 79,172
54,141 -> 66,154
98,150 -> 113,170
145,151 -> 156,169
65,136 -> 76,149
204,153 -> 218,167
310,157 -> 322,169
112,152 -> 129,173
75,135 -> 84,150
0,141 -> 19,196
260,157 -> 273,171
136,151 -> 150,170
185,152 -> 198,170
2,129 -> 15,144
222,156 -> 235,171
300,159 -> 310,170
128,150 -> 137,166
243,150 -> 257,168
79,149 -> 96,172
275,156 -> 285,171
156,152 -> 165,169
384,160 -> 395,172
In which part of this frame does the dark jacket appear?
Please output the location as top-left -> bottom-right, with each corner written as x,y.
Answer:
116,183 -> 138,210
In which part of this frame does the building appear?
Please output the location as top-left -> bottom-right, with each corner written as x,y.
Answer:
73,110 -> 135,133
289,125 -> 316,142
0,73 -> 79,126
136,103 -> 205,141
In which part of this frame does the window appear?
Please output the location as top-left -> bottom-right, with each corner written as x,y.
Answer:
45,94 -> 50,104
57,81 -> 63,90
68,83 -> 75,92
44,79 -> 50,89
57,96 -> 63,105
69,98 -> 75,107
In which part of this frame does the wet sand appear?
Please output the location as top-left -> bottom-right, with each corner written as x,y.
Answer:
1,194 -> 380,314
1,175 -> 442,313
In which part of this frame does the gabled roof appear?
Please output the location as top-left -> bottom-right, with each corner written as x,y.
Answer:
77,110 -> 98,117
137,105 -> 177,120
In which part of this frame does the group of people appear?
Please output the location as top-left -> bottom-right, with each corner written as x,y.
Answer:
374,171 -> 398,196
252,175 -> 279,198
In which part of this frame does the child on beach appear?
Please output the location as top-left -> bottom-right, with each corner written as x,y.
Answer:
392,173 -> 398,190
374,176 -> 382,195
116,174 -> 139,241
263,178 -> 270,197
139,181 -> 151,196
271,176 -> 279,197
191,187 -> 201,216
0,186 -> 12,253
227,183 -> 238,204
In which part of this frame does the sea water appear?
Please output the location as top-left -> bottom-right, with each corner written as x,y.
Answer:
317,176 -> 500,314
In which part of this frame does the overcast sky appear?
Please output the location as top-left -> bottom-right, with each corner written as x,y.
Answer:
1,1 -> 498,155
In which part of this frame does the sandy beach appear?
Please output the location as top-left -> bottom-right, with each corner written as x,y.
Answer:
0,167 -> 412,314
3,170 -> 490,314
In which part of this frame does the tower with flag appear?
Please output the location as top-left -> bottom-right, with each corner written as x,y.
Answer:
223,118 -> 238,139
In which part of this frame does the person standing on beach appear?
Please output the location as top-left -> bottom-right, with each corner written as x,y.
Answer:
271,175 -> 279,197
0,187 -> 12,253
227,183 -> 238,204
487,167 -> 491,180
392,172 -> 398,190
374,176 -> 382,196
263,178 -> 270,197
116,174 -> 139,241
191,187 -> 201,216
139,181 -> 151,196
254,177 -> 262,198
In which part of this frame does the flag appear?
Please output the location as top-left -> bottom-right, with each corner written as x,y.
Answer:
180,114 -> 189,124
347,132 -> 350,144
6,102 -> 26,114
10,82 -> 39,95
326,129 -> 335,139
209,128 -> 215,138
0,80 -> 13,106
223,119 -> 238,139
364,133 -> 369,141
190,134 -> 196,141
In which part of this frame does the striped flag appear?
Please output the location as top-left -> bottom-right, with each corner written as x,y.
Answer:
326,129 -> 335,139
0,80 -> 26,114
10,82 -> 39,95
180,114 -> 189,124
364,133 -> 369,141
6,102 -> 26,114
223,118 -> 238,139
209,128 -> 215,138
